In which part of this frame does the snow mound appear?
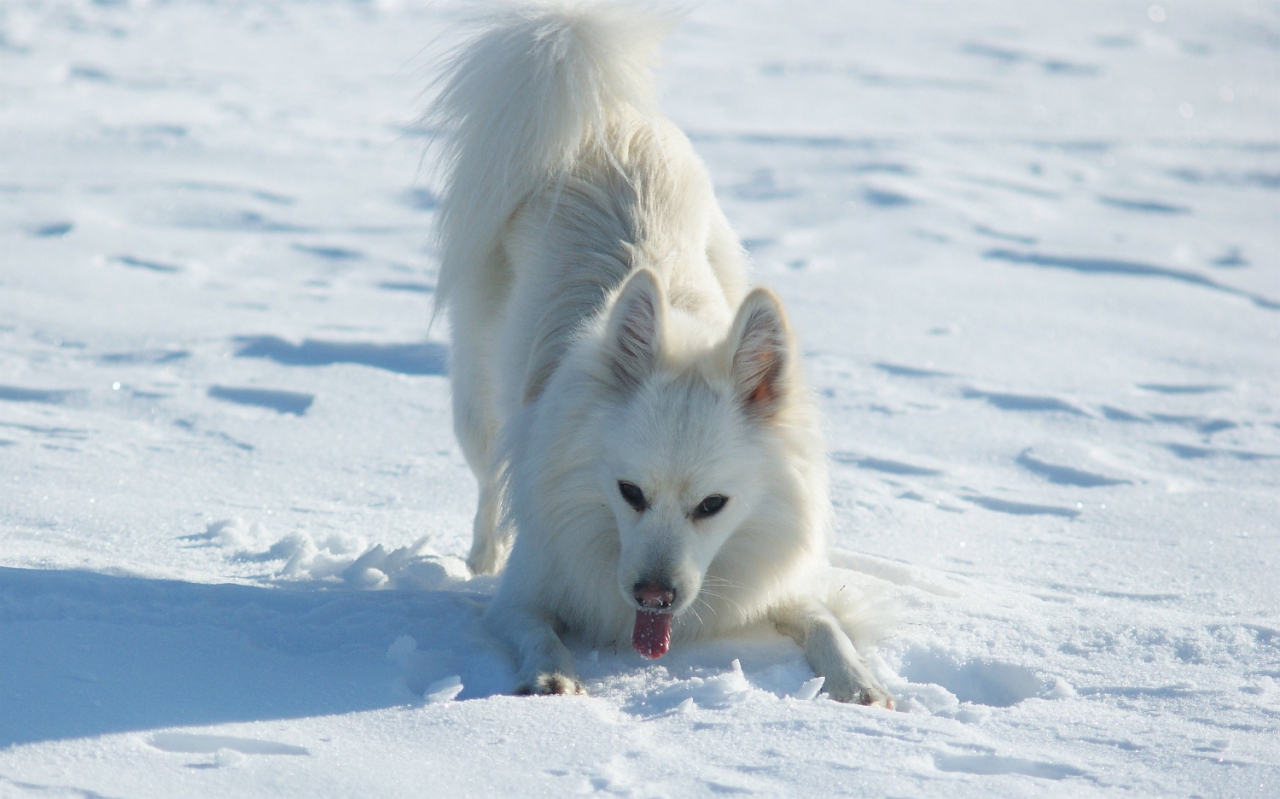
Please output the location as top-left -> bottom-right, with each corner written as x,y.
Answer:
208,518 -> 476,591
651,659 -> 755,711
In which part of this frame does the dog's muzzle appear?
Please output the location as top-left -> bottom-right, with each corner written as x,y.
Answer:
633,581 -> 675,610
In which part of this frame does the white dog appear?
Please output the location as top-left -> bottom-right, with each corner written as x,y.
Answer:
429,1 -> 892,706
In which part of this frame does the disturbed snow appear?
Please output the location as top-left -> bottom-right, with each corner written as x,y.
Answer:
1,1 -> 1278,797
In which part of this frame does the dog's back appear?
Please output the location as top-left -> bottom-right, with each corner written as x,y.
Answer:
430,3 -> 672,317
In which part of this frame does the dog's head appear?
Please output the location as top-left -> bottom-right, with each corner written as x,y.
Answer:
595,268 -> 804,642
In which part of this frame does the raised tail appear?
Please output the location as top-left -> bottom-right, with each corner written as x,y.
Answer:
427,1 -> 677,317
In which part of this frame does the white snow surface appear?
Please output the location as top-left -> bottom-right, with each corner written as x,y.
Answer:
2,1 -> 1278,796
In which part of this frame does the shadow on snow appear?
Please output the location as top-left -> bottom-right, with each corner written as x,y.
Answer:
234,336 -> 448,376
0,567 -> 508,748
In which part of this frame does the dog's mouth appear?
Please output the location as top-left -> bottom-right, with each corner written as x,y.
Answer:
632,609 -> 674,659
630,579 -> 682,658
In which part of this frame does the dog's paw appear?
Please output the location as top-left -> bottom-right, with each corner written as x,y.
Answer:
466,551 -> 497,577
514,672 -> 587,696
466,542 -> 501,576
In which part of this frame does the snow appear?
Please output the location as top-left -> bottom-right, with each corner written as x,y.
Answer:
1,0 -> 1277,796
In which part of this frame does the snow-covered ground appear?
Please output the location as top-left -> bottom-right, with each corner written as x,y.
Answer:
2,1 -> 1278,796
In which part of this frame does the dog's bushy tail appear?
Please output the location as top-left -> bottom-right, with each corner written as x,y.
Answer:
428,2 -> 677,316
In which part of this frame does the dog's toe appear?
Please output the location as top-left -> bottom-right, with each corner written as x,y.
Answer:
516,672 -> 587,696
823,676 -> 895,708
856,685 -> 896,709
465,548 -> 499,577
540,672 -> 587,695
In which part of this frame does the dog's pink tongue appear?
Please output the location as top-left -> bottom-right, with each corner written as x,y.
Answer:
632,610 -> 673,659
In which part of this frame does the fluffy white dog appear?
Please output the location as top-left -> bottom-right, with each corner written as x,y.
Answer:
429,1 -> 892,706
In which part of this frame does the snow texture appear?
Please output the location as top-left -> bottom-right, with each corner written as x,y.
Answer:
1,1 -> 1277,797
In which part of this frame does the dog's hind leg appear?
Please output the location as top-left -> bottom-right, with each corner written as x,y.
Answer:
772,598 -> 894,708
448,280 -> 512,576
453,373 -> 508,575
465,477 -> 507,576
486,602 -> 586,696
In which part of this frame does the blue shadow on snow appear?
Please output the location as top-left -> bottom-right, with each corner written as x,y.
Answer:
234,336 -> 447,376
0,386 -> 83,405
0,567 -> 507,748
208,386 -> 314,416
984,248 -> 1280,311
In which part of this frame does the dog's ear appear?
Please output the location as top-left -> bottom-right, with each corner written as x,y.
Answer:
605,268 -> 665,392
729,287 -> 791,420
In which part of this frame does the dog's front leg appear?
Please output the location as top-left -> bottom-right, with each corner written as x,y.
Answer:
772,598 -> 894,708
486,602 -> 586,696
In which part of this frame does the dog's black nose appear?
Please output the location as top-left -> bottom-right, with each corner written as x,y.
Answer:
633,581 -> 675,610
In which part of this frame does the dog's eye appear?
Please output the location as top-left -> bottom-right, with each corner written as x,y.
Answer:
618,480 -> 647,512
693,494 -> 728,519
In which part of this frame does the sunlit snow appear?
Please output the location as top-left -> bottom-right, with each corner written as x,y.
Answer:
1,1 -> 1277,797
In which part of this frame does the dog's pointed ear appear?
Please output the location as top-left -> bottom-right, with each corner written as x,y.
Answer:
729,287 -> 792,420
605,268 -> 665,392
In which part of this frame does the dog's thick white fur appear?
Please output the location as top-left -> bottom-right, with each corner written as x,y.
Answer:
429,1 -> 892,706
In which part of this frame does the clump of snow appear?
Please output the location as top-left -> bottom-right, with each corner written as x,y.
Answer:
222,521 -> 472,590
424,675 -> 464,704
200,517 -> 271,551
792,675 -> 825,701
648,659 -> 755,712
386,634 -> 418,667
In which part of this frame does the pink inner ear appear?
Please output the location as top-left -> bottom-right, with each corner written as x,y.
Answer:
739,344 -> 782,417
748,376 -> 774,407
732,296 -> 788,417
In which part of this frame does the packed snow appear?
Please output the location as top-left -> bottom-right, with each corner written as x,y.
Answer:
1,0 -> 1278,796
